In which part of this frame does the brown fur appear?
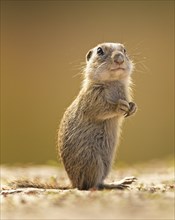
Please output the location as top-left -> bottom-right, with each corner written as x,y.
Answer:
8,179 -> 70,190
57,43 -> 137,190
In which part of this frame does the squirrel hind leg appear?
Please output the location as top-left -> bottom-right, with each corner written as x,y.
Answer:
71,163 -> 105,190
72,173 -> 102,190
102,176 -> 137,190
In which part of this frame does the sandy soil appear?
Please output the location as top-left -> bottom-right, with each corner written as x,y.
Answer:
1,159 -> 174,220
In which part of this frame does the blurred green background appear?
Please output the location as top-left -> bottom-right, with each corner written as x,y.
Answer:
1,0 -> 174,164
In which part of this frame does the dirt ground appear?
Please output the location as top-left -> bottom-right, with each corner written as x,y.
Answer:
0,159 -> 174,220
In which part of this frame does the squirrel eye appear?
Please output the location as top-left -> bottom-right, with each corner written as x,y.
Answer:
123,48 -> 126,53
97,47 -> 104,56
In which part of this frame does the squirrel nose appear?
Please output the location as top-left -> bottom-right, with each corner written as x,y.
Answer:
113,53 -> 124,65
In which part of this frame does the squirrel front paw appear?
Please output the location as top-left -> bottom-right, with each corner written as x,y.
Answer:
117,99 -> 130,116
125,102 -> 137,117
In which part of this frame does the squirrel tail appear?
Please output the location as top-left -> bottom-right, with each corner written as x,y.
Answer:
8,179 -> 70,190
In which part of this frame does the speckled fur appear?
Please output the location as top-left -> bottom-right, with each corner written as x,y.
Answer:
57,43 -> 137,190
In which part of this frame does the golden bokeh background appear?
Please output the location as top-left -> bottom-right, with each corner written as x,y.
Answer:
1,1 -> 174,164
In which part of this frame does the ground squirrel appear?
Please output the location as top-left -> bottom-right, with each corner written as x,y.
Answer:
7,42 -> 137,191
57,42 -> 137,190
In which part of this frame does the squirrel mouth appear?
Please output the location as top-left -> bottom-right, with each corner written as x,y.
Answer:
110,67 -> 125,71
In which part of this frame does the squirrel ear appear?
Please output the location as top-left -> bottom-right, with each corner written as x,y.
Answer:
86,50 -> 93,62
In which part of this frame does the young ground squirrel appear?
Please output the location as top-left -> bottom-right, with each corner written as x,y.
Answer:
8,42 -> 137,191
57,42 -> 137,190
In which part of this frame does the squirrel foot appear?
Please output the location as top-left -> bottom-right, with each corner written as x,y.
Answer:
102,176 -> 137,190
